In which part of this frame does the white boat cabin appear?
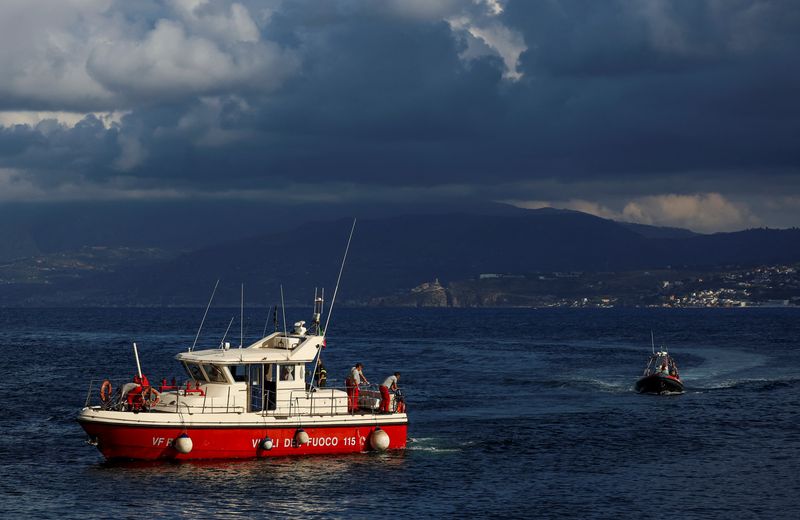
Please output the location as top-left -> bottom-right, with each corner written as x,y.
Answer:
151,324 -> 350,416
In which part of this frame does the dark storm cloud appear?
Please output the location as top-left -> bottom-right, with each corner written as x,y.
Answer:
1,0 -> 799,229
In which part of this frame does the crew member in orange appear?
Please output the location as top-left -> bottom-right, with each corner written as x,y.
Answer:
379,372 -> 400,413
346,363 -> 369,413
126,374 -> 150,410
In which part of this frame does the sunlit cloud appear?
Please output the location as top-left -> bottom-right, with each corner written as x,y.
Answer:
505,193 -> 761,233
621,193 -> 760,232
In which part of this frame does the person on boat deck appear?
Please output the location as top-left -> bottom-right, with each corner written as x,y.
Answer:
659,363 -> 670,375
346,363 -> 369,413
315,360 -> 327,388
122,374 -> 151,409
379,372 -> 400,413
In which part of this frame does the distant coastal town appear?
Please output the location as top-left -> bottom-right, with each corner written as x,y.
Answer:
370,264 -> 800,308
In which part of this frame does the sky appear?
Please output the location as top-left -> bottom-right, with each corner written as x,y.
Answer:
0,0 -> 799,233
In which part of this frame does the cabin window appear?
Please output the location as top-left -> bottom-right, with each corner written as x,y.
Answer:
184,362 -> 207,382
280,365 -> 295,381
202,364 -> 228,383
231,365 -> 247,382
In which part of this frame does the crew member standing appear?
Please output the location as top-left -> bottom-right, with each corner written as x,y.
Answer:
315,359 -> 328,388
379,372 -> 400,413
346,363 -> 369,413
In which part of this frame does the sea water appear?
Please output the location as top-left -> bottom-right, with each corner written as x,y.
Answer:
1,307 -> 798,518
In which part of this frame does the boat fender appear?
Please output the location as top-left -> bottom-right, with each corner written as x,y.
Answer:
369,427 -> 390,451
260,437 -> 274,451
294,428 -> 309,446
100,379 -> 113,402
174,433 -> 193,454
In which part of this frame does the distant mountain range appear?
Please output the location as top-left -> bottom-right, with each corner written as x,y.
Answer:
2,206 -> 799,306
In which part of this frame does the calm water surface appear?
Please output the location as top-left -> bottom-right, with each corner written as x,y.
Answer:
1,307 -> 799,518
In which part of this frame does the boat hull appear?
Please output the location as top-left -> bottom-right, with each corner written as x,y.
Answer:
635,374 -> 684,395
79,415 -> 407,461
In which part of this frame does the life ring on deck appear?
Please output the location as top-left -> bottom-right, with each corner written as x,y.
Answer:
142,387 -> 161,408
100,379 -> 113,402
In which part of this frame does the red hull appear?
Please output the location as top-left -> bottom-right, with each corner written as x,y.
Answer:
79,421 -> 407,461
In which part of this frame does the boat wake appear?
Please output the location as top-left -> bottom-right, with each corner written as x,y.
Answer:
690,376 -> 800,393
680,345 -> 797,392
406,437 -> 463,453
528,377 -> 632,393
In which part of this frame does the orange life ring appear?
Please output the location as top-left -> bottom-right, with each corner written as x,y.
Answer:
142,386 -> 161,408
100,379 -> 113,402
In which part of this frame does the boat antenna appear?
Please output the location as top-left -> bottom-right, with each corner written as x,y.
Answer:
273,304 -> 279,332
133,342 -> 143,379
280,284 -> 289,359
309,287 -> 325,387
240,283 -> 244,349
311,287 -> 324,335
262,305 -> 273,338
190,279 -> 219,352
651,330 -> 655,355
323,218 -> 356,338
219,316 -> 235,348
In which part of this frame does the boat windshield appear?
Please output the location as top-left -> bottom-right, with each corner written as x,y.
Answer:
184,362 -> 207,382
202,364 -> 228,383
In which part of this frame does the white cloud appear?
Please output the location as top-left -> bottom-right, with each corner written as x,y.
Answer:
449,15 -> 526,80
383,0 -> 526,79
0,0 -> 297,111
0,0 -> 117,110
0,111 -> 127,129
87,17 -> 297,100
446,1 -> 526,80
171,1 -> 261,43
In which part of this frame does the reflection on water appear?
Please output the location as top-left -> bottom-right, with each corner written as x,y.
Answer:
87,452 -> 411,517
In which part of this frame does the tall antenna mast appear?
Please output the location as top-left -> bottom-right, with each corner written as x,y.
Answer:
262,305 -> 273,338
219,316 -> 235,348
323,218 -> 356,338
240,283 -> 244,348
280,284 -> 288,337
191,279 -> 219,352
281,284 -> 289,359
651,330 -> 655,355
310,286 -> 327,388
312,287 -> 324,335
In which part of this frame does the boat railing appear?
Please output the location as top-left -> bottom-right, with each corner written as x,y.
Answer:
83,379 -> 405,416
83,378 -> 245,414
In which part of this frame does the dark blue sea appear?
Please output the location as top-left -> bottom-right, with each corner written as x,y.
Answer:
1,307 -> 799,519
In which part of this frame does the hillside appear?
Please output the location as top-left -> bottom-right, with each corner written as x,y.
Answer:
2,208 -> 799,306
